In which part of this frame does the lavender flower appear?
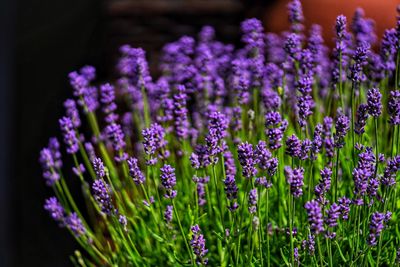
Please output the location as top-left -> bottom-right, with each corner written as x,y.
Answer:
265,111 -> 288,150
382,156 -> 400,186
238,142 -> 258,178
142,123 -> 168,165
224,175 -> 239,211
284,33 -> 301,61
349,42 -> 370,85
190,225 -> 208,265
338,197 -> 351,220
311,124 -> 323,159
59,117 -> 79,154
299,139 -> 312,160
173,85 -> 190,139
206,112 -> 228,159
285,166 -> 304,198
193,176 -> 209,206
325,203 -> 340,238
39,141 -> 61,186
388,91 -> 400,125
255,140 -> 272,169
294,247 -> 300,266
314,167 -> 332,205
255,177 -> 272,189
100,83 -> 118,123
66,213 -> 86,237
93,158 -> 105,178
304,200 -> 324,234
64,99 -> 81,128
105,123 -> 126,161
92,179 -> 113,215
353,147 -> 375,198
287,0 -> 304,33
248,188 -> 258,214
223,151 -> 236,177
44,197 -> 65,224
164,205 -> 173,223
368,211 -> 390,246
286,134 -> 301,158
302,234 -> 315,255
367,88 -> 382,117
119,215 -> 127,230
351,8 -> 376,46
354,104 -> 369,135
160,164 -> 177,199
241,18 -> 265,54
334,114 -> 350,148
72,164 -> 85,177
127,157 -> 145,185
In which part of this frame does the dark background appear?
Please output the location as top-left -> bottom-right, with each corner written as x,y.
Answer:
1,0 -> 398,266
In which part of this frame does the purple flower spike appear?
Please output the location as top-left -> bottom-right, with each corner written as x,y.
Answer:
326,203 -> 340,229
241,18 -> 265,53
127,157 -> 145,185
389,91 -> 400,125
354,104 -> 369,135
193,176 -> 210,207
44,197 -> 65,224
66,213 -> 86,237
248,188 -> 258,214
334,114 -> 350,148
173,85 -> 190,140
285,166 -> 304,198
223,151 -> 236,177
367,88 -> 382,117
238,142 -> 258,178
265,111 -> 288,150
368,211 -> 390,246
302,235 -> 315,255
382,155 -> 400,187
205,112 -> 229,159
39,138 -> 62,186
106,123 -> 126,155
311,124 -> 323,159
286,134 -> 301,158
255,177 -> 273,189
100,83 -> 118,123
164,205 -> 173,223
287,0 -> 304,33
224,175 -> 239,211
190,225 -> 208,265
255,141 -> 271,169
351,8 -> 377,46
349,42 -> 370,85
314,167 -> 332,205
284,33 -> 301,61
142,123 -> 168,165
93,158 -> 105,178
92,179 -> 113,215
304,200 -> 324,235
338,197 -> 351,220
59,116 -> 79,154
160,164 -> 177,199
64,99 -> 81,128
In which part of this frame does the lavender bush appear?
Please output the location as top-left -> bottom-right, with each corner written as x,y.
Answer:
40,1 -> 400,266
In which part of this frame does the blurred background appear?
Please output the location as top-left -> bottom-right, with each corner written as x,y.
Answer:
0,0 -> 398,266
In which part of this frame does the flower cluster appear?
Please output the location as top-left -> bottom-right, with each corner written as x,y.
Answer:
40,2 -> 400,266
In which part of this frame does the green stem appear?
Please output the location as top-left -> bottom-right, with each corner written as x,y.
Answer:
172,199 -> 194,266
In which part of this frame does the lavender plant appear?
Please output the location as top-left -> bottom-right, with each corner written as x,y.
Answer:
40,1 -> 400,266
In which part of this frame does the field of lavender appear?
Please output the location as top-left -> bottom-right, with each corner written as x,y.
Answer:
40,0 -> 400,266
